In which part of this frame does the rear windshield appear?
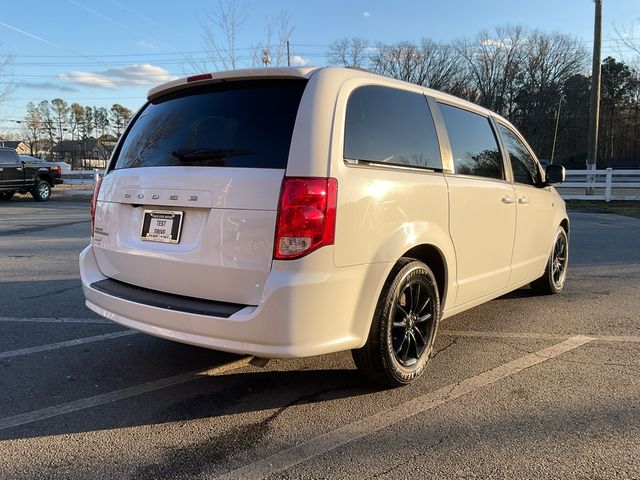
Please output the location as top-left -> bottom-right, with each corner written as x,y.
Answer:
112,79 -> 307,170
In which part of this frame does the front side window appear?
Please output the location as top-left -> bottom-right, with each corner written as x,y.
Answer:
439,103 -> 503,180
113,80 -> 307,170
498,124 -> 542,186
344,86 -> 442,170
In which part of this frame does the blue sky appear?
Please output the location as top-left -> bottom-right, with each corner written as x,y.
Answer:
0,0 -> 638,136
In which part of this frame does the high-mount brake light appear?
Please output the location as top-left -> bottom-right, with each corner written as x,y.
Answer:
274,177 -> 338,260
187,73 -> 213,82
90,176 -> 103,237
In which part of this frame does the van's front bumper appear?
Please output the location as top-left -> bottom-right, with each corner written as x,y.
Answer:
80,245 -> 389,358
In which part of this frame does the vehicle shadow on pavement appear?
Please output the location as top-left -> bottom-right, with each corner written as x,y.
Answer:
1,337 -> 380,441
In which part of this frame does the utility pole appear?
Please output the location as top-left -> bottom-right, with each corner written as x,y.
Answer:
287,40 -> 291,67
587,0 -> 602,175
551,95 -> 564,164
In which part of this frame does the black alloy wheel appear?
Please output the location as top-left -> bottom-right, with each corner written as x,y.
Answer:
391,276 -> 436,367
352,258 -> 441,387
531,226 -> 569,294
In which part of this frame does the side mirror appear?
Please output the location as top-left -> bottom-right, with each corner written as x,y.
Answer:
545,164 -> 565,185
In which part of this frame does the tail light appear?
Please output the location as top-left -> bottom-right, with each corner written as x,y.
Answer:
56,166 -> 62,177
274,177 -> 338,260
90,177 -> 103,237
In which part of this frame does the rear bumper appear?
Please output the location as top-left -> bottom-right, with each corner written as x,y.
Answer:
80,245 -> 389,358
54,178 -> 63,185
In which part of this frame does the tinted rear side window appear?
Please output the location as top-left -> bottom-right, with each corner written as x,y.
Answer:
344,86 -> 442,170
113,80 -> 307,170
439,103 -> 503,180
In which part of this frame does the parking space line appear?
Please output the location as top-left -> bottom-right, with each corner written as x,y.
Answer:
0,316 -> 111,325
0,356 -> 252,432
440,329 -> 640,343
0,331 -> 137,360
215,336 -> 592,480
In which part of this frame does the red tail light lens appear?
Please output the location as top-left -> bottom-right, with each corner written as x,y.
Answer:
56,166 -> 62,177
274,177 -> 338,260
90,177 -> 103,237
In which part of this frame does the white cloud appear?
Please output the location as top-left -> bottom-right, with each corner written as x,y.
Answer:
480,38 -> 507,48
363,11 -> 371,17
479,37 -> 524,50
290,55 -> 311,67
19,81 -> 78,93
136,39 -> 155,49
59,64 -> 178,90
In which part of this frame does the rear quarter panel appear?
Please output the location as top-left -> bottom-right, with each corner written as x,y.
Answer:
293,70 -> 457,315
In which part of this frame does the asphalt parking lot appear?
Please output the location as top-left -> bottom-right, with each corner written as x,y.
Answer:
1,197 -> 639,479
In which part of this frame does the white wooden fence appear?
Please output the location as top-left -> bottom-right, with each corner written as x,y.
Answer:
558,169 -> 640,201
62,169 -> 104,186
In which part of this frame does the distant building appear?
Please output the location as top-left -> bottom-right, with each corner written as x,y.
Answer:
0,140 -> 30,155
51,138 -> 115,168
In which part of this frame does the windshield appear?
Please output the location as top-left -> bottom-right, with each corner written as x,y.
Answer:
112,79 -> 307,170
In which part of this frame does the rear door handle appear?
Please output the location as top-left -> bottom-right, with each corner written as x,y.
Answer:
518,197 -> 530,204
501,196 -> 515,204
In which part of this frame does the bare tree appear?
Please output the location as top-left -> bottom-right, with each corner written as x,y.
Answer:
328,38 -> 370,68
51,98 -> 70,143
511,30 -> 588,158
189,2 -> 298,72
93,107 -> 110,139
251,11 -> 294,67
614,21 -> 640,61
69,103 -> 85,142
454,25 -> 527,116
23,102 -> 42,156
188,0 -> 248,72
38,100 -> 55,159
521,31 -> 588,92
369,39 -> 464,93
370,41 -> 420,83
83,106 -> 94,139
110,104 -> 133,137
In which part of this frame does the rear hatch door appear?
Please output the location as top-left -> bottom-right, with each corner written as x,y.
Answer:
92,79 -> 308,305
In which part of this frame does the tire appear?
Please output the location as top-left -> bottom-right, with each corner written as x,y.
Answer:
0,191 -> 15,201
531,226 -> 569,295
31,180 -> 52,202
352,258 -> 441,387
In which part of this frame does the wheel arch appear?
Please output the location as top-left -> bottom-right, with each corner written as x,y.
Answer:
401,244 -> 448,310
35,172 -> 53,185
352,237 -> 455,349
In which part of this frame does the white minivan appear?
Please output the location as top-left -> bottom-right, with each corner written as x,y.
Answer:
80,67 -> 568,386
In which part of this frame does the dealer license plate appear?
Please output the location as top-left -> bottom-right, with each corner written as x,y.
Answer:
140,210 -> 183,244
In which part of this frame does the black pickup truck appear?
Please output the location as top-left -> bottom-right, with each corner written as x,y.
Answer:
0,147 -> 62,202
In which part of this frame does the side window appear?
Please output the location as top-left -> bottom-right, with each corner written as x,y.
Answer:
438,103 -> 503,180
344,86 -> 442,170
0,149 -> 17,165
498,124 -> 542,185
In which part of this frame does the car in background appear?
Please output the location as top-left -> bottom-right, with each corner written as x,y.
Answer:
0,148 -> 63,201
19,155 -> 70,175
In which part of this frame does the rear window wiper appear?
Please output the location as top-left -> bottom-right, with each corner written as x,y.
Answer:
171,148 -> 256,161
